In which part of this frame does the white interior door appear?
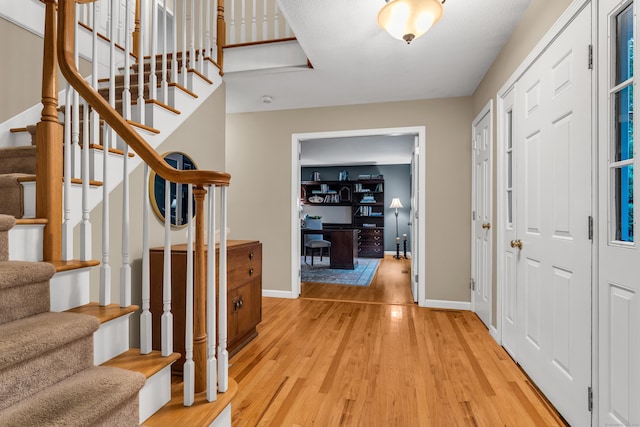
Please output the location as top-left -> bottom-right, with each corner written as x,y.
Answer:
472,104 -> 492,328
512,6 -> 592,426
410,136 -> 419,302
598,1 -> 640,425
501,88 -> 519,358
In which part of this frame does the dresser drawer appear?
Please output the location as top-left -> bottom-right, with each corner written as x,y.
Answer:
227,243 -> 262,289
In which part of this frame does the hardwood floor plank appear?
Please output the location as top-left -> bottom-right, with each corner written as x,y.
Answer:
229,256 -> 567,426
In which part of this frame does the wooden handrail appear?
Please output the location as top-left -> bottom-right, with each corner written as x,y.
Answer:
57,0 -> 230,187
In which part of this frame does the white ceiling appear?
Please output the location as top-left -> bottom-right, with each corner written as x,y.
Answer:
300,134 -> 415,166
225,0 -> 532,114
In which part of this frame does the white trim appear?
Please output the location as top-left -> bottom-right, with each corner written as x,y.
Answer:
423,299 -> 471,311
262,289 -> 297,299
291,127 -> 426,304
497,0 -> 592,99
490,325 -> 500,344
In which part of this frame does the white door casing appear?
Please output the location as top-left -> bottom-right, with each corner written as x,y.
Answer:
598,1 -> 640,425
471,102 -> 493,329
410,136 -> 420,302
512,5 -> 593,426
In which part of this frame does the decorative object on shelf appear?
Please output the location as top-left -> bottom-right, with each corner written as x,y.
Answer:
377,0 -> 445,44
311,171 -> 321,181
308,195 -> 324,204
338,170 -> 349,181
339,186 -> 351,202
390,197 -> 403,259
149,151 -> 197,227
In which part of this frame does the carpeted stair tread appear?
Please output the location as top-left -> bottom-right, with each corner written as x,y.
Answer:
0,312 -> 99,371
0,366 -> 146,427
0,261 -> 55,290
0,173 -> 34,218
0,215 -> 15,262
0,146 -> 36,175
0,215 -> 16,232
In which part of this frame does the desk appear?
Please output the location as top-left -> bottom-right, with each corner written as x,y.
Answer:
302,228 -> 358,269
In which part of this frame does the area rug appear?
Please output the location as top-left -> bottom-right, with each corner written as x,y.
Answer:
300,257 -> 380,286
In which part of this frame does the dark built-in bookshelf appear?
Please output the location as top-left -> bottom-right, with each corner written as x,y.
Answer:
301,178 -> 384,258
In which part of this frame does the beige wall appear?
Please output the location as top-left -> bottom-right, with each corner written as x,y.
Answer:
471,0 -> 574,326
226,98 -> 474,302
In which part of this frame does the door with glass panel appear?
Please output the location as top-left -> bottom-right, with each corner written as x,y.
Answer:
598,1 -> 640,425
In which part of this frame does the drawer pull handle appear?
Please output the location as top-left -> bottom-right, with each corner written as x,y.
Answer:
249,268 -> 254,276
249,251 -> 255,260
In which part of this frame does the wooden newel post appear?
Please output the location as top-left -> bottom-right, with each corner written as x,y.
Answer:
217,0 -> 225,74
37,0 -> 64,261
193,186 -> 208,392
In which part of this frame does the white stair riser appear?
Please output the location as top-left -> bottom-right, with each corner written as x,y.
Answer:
135,103 -> 180,130
50,268 -> 91,312
209,405 -> 232,427
93,314 -> 133,365
21,182 -> 35,219
139,364 -> 174,423
8,223 -> 43,262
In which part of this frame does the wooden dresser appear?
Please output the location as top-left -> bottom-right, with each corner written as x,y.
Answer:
357,228 -> 384,258
149,240 -> 262,372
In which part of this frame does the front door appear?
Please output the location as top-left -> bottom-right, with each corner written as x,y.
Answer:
512,5 -> 592,426
472,104 -> 492,329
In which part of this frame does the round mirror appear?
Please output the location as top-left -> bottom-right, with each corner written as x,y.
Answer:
149,152 -> 197,227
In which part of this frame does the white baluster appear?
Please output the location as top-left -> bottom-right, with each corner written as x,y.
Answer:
240,0 -> 246,43
138,0 -> 146,125
273,1 -> 279,39
189,0 -> 196,81
251,0 -> 256,42
162,179 -> 173,356
123,0 -> 132,122
62,85 -> 73,261
71,6 -> 82,180
80,101 -> 91,261
217,185 -> 228,392
206,185 -> 217,402
172,0 -> 178,86
120,146 -> 131,308
205,0 -> 211,61
181,0 -> 188,87
229,0 -> 235,44
161,0 -> 168,102
150,0 -> 158,101
211,0 -> 217,62
184,184 -> 195,406
262,0 -> 267,40
198,0 -> 204,73
140,164 -> 152,354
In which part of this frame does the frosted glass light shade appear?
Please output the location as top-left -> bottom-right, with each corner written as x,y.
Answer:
389,198 -> 403,209
377,0 -> 444,44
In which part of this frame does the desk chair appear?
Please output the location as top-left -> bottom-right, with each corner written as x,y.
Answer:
304,219 -> 331,266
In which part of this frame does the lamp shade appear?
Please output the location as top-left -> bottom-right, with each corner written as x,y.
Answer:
377,0 -> 444,44
389,198 -> 403,209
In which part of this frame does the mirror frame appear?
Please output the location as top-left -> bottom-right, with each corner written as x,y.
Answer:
149,152 -> 198,228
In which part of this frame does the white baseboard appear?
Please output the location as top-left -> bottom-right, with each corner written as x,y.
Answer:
490,325 -> 501,344
422,299 -> 471,310
262,289 -> 297,299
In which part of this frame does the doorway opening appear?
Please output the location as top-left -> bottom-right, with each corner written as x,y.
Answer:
290,127 -> 426,305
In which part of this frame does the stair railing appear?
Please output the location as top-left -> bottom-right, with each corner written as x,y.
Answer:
225,0 -> 293,45
40,0 -> 230,405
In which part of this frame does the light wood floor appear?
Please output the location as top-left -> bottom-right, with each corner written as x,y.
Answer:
229,255 -> 567,426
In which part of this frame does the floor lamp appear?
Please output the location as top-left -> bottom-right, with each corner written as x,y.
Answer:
389,198 -> 403,259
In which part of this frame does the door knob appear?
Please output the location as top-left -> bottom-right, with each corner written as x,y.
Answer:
482,223 -> 491,229
510,239 -> 523,249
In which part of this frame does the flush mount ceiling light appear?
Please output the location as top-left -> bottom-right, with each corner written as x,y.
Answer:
377,0 -> 445,44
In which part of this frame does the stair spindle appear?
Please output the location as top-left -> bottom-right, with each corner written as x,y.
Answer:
140,164 -> 152,355
184,184 -> 195,406
161,178 -> 173,356
80,100 -> 91,261
161,0 -> 169,103
137,0 -> 146,125
62,85 -> 73,261
217,185 -> 228,392
206,185 -> 218,402
150,0 -> 158,101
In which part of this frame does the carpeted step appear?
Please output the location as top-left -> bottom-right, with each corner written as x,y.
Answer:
0,312 -> 99,411
0,261 -> 54,324
0,173 -> 35,218
0,146 -> 36,175
0,215 -> 16,262
0,365 -> 145,427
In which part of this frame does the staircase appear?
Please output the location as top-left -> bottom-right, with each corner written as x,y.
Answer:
0,214 -> 145,425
